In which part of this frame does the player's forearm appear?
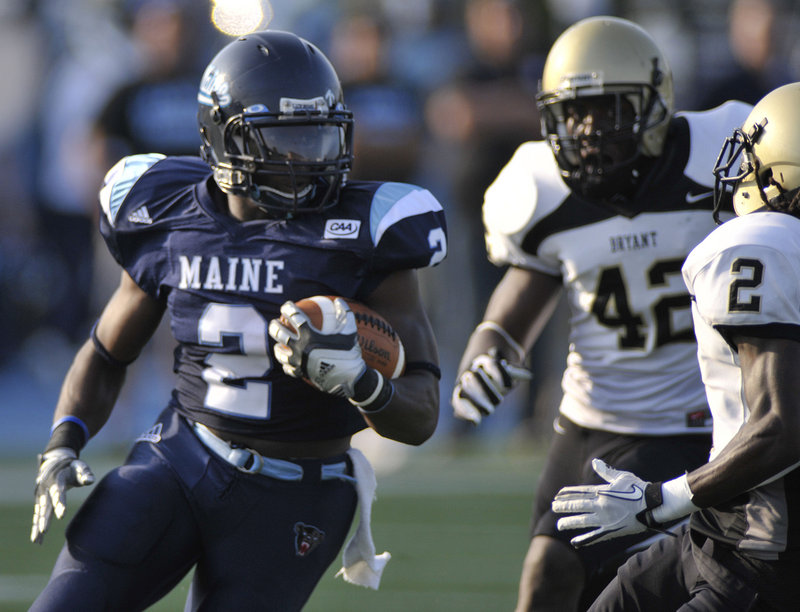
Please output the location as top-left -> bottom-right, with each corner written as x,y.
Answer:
458,321 -> 527,374
358,371 -> 439,445
687,409 -> 800,508
686,335 -> 800,508
52,339 -> 127,440
458,267 -> 562,373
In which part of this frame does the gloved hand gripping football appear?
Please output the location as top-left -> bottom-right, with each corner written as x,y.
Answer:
551,458 -> 666,548
451,348 -> 532,424
269,298 -> 367,397
31,447 -> 95,544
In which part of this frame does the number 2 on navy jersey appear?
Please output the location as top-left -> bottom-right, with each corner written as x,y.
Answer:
198,303 -> 272,419
591,258 -> 693,350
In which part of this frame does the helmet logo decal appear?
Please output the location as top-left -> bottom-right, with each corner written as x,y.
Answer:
198,65 -> 231,107
560,71 -> 604,90
280,95 -> 331,115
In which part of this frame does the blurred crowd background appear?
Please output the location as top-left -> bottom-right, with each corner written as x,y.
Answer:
2,0 -> 800,456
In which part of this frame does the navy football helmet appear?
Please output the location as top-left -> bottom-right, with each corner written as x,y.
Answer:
197,31 -> 353,217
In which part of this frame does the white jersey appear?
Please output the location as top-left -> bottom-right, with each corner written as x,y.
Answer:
484,101 -> 752,435
683,211 -> 800,558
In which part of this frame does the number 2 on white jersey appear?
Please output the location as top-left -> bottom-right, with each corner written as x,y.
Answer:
728,258 -> 763,313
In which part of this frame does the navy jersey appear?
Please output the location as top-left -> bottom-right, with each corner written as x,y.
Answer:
98,154 -> 447,441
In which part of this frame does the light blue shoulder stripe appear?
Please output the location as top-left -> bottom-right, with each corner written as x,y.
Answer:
99,153 -> 166,226
370,183 -> 442,246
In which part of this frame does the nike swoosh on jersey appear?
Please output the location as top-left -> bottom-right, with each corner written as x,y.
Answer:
685,191 -> 713,204
599,484 -> 643,501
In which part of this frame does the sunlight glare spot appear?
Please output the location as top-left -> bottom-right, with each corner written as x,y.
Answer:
212,0 -> 273,36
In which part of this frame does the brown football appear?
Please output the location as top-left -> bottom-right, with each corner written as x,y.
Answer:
281,295 -> 405,379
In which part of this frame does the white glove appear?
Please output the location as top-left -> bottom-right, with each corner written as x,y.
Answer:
551,458 -> 664,548
269,298 -> 366,397
451,348 -> 532,424
31,448 -> 95,544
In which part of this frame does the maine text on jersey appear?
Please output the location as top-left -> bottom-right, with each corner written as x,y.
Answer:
179,255 -> 284,293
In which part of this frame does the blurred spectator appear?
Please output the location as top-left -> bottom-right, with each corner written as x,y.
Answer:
422,0 -> 544,417
0,1 -> 50,364
695,0 -> 795,109
545,0 -> 613,30
328,10 -> 423,183
383,0 -> 473,98
31,0 -> 135,351
92,0 -> 215,169
90,0 -> 223,307
87,0 -> 226,440
425,0 -> 544,301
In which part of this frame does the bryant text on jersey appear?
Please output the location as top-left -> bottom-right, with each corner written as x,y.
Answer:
609,231 -> 658,253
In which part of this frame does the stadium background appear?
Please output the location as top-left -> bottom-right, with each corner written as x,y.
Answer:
0,0 -> 798,609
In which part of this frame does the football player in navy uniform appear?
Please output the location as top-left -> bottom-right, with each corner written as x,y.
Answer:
450,16 -> 752,611
29,31 -> 447,611
552,81 -> 800,612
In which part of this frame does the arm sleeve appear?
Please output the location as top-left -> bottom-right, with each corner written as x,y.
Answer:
369,183 -> 448,271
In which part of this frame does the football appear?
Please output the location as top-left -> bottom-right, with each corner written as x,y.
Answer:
282,295 -> 405,379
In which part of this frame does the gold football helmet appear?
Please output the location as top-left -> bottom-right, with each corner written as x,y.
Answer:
713,82 -> 800,218
537,16 -> 674,203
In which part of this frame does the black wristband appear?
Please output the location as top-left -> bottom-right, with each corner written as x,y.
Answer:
351,368 -> 381,403
349,368 -> 394,413
643,481 -> 664,510
635,482 -> 678,536
45,421 -> 88,454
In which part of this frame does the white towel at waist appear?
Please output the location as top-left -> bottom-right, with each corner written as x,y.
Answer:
335,447 -> 391,589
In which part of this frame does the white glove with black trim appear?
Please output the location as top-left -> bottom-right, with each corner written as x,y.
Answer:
551,458 -> 668,548
451,348 -> 532,424
269,298 -> 366,397
31,448 -> 95,544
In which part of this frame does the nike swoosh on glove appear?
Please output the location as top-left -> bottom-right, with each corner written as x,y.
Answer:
551,458 -> 664,547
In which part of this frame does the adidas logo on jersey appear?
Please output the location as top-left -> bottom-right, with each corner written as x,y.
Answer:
128,205 -> 153,224
136,422 -> 163,444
